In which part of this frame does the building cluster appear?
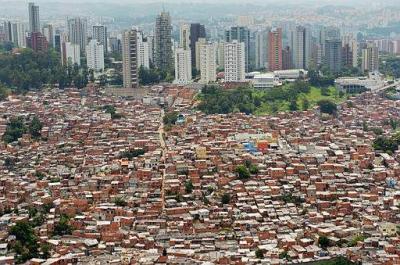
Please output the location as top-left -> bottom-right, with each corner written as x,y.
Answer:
1,2 -> 397,90
0,86 -> 399,264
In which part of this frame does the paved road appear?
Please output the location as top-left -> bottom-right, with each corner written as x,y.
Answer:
373,81 -> 400,94
158,108 -> 167,212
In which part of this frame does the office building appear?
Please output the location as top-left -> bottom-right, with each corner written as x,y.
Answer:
28,2 -> 40,33
224,41 -> 245,82
67,17 -> 88,53
155,12 -> 173,72
362,44 -> 379,73
86,39 -> 104,72
174,48 -> 192,84
122,29 -> 139,88
93,25 -> 108,54
325,39 -> 343,73
190,23 -> 206,69
61,42 -> 80,66
268,28 -> 283,71
226,26 -> 250,72
199,42 -> 217,84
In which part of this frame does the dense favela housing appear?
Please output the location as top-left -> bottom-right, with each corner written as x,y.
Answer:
0,0 -> 400,264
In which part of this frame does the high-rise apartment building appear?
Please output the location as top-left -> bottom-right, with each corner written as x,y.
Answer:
27,32 -> 48,52
3,21 -> 27,48
67,17 -> 88,53
362,44 -> 379,73
216,41 -> 225,69
42,24 -> 54,47
61,42 -> 81,66
226,26 -> 250,72
195,38 -> 207,71
282,46 -> 292,70
122,29 -> 139,88
92,25 -> 108,54
254,29 -> 269,70
86,39 -> 104,72
28,2 -> 40,33
342,34 -> 358,68
290,26 -> 311,69
137,31 -> 150,69
189,23 -> 206,69
199,42 -> 217,84
180,23 -> 191,51
268,28 -> 283,71
224,41 -> 245,82
109,37 -> 122,54
325,39 -> 343,73
174,48 -> 192,84
155,12 -> 173,72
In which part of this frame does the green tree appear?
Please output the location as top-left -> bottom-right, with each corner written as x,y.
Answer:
114,197 -> 128,207
318,235 -> 330,250
302,98 -> 310,110
289,99 -> 298,111
318,100 -> 337,115
10,221 -> 39,263
255,248 -> 264,259
235,165 -> 251,180
53,214 -> 73,236
163,111 -> 178,125
221,193 -> 231,204
2,117 -> 27,143
0,83 -> 10,101
28,116 -> 43,139
185,180 -> 194,194
40,243 -> 51,259
119,148 -> 146,160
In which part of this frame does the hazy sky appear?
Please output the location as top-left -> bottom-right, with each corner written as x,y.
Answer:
0,0 -> 398,4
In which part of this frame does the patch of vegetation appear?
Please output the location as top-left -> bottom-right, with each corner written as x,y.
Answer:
0,49 -> 88,92
373,131 -> 400,154
103,105 -> 123,119
199,81 -> 347,115
119,148 -> 146,160
280,193 -> 305,206
221,193 -> 231,204
318,235 -> 330,250
380,56 -> 400,78
185,180 -> 194,194
2,117 -> 27,143
235,161 -> 259,180
163,111 -> 178,125
114,197 -> 128,207
139,65 -> 173,85
318,100 -> 338,115
53,214 -> 73,236
348,234 -> 366,247
255,248 -> 264,259
2,116 -> 44,143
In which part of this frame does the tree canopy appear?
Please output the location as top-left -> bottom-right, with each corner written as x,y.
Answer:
0,49 -> 88,93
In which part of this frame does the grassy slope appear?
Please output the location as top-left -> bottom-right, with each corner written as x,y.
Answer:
255,86 -> 346,115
